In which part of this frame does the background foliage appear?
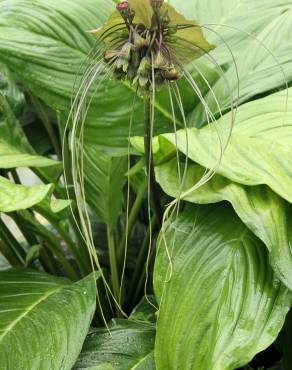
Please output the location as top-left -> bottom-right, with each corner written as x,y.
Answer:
0,0 -> 291,369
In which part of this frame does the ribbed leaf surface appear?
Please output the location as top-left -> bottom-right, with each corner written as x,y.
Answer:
0,269 -> 97,370
0,94 -> 59,168
83,145 -> 127,228
156,159 -> 292,290
0,175 -> 53,212
74,319 -> 155,370
148,89 -> 292,203
154,204 -> 292,370
192,5 -> 292,124
0,0 -> 170,153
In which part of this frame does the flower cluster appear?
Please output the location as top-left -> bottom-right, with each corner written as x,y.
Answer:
94,0 -> 214,92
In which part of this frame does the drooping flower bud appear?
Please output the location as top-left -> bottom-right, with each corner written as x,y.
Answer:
133,32 -> 148,50
104,50 -> 119,63
134,57 -> 151,87
161,10 -> 170,27
150,0 -> 164,10
154,50 -> 167,69
164,66 -> 180,81
116,42 -> 133,72
116,2 -> 135,22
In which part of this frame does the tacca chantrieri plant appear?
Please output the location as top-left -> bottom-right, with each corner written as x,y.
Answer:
69,0 -> 217,311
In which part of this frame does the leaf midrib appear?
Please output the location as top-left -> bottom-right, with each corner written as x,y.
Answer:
130,351 -> 153,370
0,283 -> 67,343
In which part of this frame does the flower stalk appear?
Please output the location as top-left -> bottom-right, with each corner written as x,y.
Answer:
144,94 -> 162,226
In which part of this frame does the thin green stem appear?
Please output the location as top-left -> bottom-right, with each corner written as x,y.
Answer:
132,237 -> 157,307
34,205 -> 89,276
107,225 -> 121,316
143,95 -> 162,227
11,212 -> 78,280
118,177 -> 148,262
29,93 -> 62,159
127,215 -> 156,306
0,218 -> 26,264
0,238 -> 22,266
9,210 -> 62,275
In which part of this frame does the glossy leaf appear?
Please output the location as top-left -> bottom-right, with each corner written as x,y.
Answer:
0,62 -> 24,115
0,254 -> 10,271
154,204 -> 292,370
0,175 -> 53,212
0,93 -> 59,168
130,296 -> 157,323
0,269 -> 97,370
163,3 -> 215,64
0,0 -> 171,153
74,319 -> 155,369
83,145 -> 127,228
170,0 -> 292,65
156,158 -> 292,290
192,6 -> 292,124
144,89 -> 292,204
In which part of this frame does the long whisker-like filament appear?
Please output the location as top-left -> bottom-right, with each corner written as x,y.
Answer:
173,33 -> 239,141
167,83 -> 182,188
202,23 -> 289,125
119,89 -> 138,306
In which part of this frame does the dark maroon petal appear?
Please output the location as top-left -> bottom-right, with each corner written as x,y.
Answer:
116,1 -> 129,11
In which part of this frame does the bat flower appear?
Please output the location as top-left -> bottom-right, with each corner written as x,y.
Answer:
92,0 -> 215,91
67,0 -> 227,312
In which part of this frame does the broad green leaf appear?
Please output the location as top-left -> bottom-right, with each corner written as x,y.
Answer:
0,0 -> 171,153
83,145 -> 127,228
49,198 -> 72,213
0,269 -> 97,370
163,2 -> 215,64
0,141 -> 58,169
277,308 -> 292,370
130,296 -> 157,323
0,254 -> 9,271
170,0 -> 292,65
154,204 -> 292,370
25,244 -> 42,267
0,62 -> 24,115
0,93 -> 59,168
147,89 -> 292,204
0,175 -> 53,212
156,158 -> 292,290
191,6 -> 292,124
74,319 -> 155,369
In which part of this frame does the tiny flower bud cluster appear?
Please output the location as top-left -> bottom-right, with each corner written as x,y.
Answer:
104,0 -> 181,92
150,0 -> 164,10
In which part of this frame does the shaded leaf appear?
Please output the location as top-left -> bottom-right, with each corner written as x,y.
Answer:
154,204 -> 292,370
0,93 -> 60,168
0,62 -> 24,115
130,296 -> 157,323
0,254 -> 10,272
277,308 -> 292,370
156,158 -> 292,290
162,3 -> 215,64
144,89 -> 292,203
74,319 -> 155,370
0,0 -> 171,153
0,269 -> 97,370
192,6 -> 292,125
170,0 -> 292,65
0,176 -> 53,212
83,145 -> 127,228
25,244 -> 42,267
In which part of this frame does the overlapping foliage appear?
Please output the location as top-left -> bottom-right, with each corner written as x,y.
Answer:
0,0 -> 291,369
